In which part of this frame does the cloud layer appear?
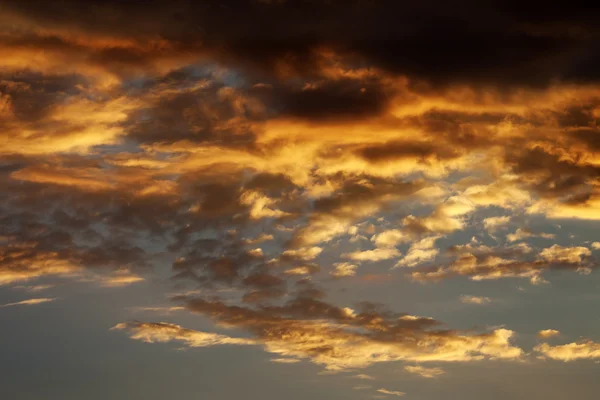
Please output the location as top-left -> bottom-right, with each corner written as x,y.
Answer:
1,2 -> 599,398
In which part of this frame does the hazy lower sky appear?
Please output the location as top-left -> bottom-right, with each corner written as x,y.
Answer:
1,1 -> 600,399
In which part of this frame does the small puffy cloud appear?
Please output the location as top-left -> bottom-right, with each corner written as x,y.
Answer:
404,365 -> 445,378
535,340 -> 600,361
284,266 -> 316,276
281,247 -> 323,261
342,248 -> 401,262
240,191 -> 290,220
395,236 -> 440,268
331,262 -> 358,277
402,197 -> 475,235
248,248 -> 264,257
463,180 -> 531,210
483,216 -> 511,232
243,233 -> 274,245
1,298 -> 56,308
460,295 -> 492,305
377,388 -> 405,397
537,329 -> 560,339
539,245 -> 591,264
372,229 -> 408,248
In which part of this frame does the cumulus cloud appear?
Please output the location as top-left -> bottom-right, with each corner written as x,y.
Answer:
539,245 -> 591,264
281,247 -> 323,261
372,230 -> 408,248
535,340 -> 600,361
537,329 -> 561,339
331,262 -> 358,277
394,236 -> 440,268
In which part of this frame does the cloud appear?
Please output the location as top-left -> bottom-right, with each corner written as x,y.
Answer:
13,284 -> 55,292
506,228 -> 556,242
331,263 -> 358,277
537,329 -> 561,339
128,306 -> 186,315
111,321 -> 255,347
342,248 -> 401,262
353,374 -> 375,380
411,244 -> 596,284
6,0 -> 600,88
404,365 -> 445,378
377,388 -> 405,397
535,340 -> 600,361
403,196 -> 476,235
539,245 -> 591,264
289,179 -> 421,247
95,272 -> 145,287
460,295 -> 492,305
2,2 -> 600,393
284,265 -> 319,276
270,358 -> 301,364
483,216 -> 511,233
0,297 -> 55,308
281,247 -> 323,261
116,296 -> 524,372
394,236 -> 440,268
372,230 -> 408,248
0,244 -> 81,286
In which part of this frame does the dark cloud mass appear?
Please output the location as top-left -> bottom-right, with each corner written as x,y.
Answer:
3,0 -> 600,88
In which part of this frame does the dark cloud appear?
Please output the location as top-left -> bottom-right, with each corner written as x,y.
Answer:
0,71 -> 86,122
122,77 -> 260,146
357,141 -> 460,164
4,0 -> 600,88
252,77 -> 392,121
505,146 -> 600,204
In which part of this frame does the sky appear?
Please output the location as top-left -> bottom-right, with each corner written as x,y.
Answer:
1,1 -> 600,399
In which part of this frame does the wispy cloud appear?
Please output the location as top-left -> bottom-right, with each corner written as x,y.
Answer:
1,298 -> 56,308
377,388 -> 405,397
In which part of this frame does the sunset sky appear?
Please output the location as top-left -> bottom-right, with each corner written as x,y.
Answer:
1,1 -> 600,399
